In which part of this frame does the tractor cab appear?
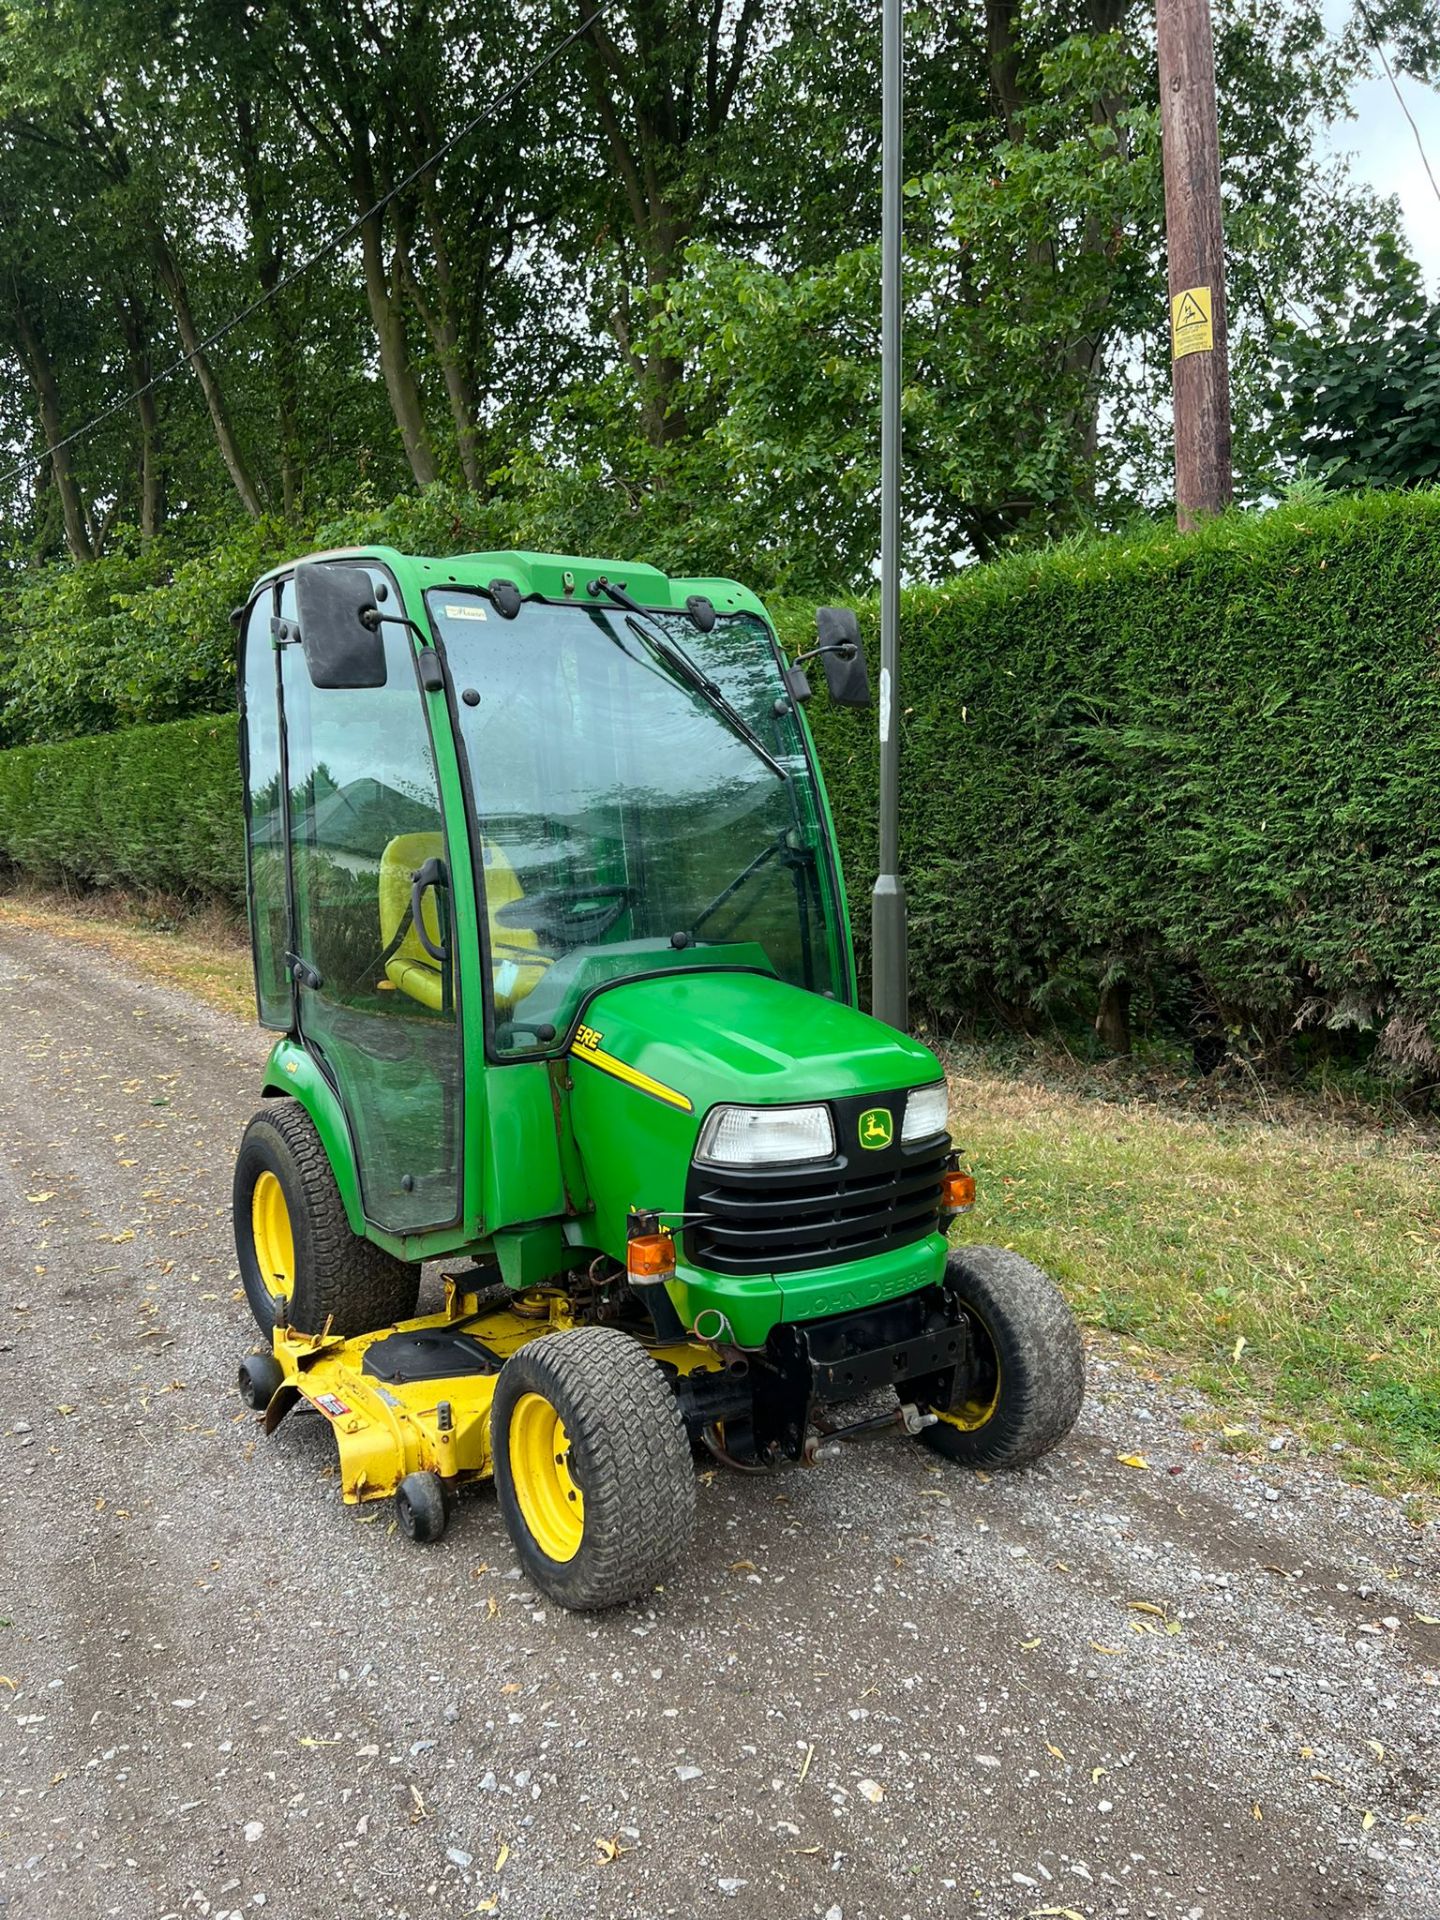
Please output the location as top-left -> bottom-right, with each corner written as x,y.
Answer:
232,547 -> 1083,1609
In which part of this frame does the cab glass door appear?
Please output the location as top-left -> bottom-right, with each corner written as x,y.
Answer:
278,569 -> 461,1233
239,586 -> 290,1027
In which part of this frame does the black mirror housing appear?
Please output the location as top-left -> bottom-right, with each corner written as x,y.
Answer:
815,606 -> 871,707
295,562 -> 388,689
488,577 -> 522,619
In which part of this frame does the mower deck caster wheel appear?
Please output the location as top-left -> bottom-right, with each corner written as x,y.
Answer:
237,1352 -> 284,1410
396,1471 -> 448,1543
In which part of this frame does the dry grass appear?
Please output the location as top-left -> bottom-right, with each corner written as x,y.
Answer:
0,882 -> 253,1019
944,1040 -> 1440,1498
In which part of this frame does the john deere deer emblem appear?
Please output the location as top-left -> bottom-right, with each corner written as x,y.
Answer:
858,1108 -> 893,1150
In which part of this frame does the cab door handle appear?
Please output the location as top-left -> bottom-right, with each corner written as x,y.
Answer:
410,858 -> 450,964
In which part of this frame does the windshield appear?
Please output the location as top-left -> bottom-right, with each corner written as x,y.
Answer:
427,593 -> 848,1055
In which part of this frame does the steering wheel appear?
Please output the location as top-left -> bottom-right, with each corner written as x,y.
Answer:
493,883 -> 633,948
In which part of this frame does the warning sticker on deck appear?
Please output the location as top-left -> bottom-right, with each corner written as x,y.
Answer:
313,1393 -> 351,1419
1171,286 -> 1214,360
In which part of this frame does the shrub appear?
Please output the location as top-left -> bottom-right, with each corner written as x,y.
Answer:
5,490 -> 1440,1073
803,489 -> 1440,1066
0,488 -> 514,749
0,713 -> 244,899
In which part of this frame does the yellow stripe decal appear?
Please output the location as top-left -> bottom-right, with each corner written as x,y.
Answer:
571,1039 -> 693,1112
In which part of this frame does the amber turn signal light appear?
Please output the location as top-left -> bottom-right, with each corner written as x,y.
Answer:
941,1170 -> 976,1215
627,1231 -> 676,1283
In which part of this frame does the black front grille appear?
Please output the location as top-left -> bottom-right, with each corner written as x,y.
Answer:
685,1096 -> 948,1277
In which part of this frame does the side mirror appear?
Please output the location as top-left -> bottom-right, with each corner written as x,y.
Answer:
294,562 -> 387,689
815,607 -> 871,707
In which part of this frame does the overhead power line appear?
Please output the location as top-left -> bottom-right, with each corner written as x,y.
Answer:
0,1 -> 616,495
1354,0 -> 1440,213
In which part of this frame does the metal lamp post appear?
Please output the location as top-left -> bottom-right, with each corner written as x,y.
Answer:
870,0 -> 908,1030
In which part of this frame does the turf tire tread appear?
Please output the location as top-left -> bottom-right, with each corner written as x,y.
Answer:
921,1244 -> 1085,1469
233,1098 -> 419,1336
492,1326 -> 695,1611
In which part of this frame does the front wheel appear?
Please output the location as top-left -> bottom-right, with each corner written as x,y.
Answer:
492,1327 -> 695,1611
233,1099 -> 420,1336
918,1245 -> 1084,1468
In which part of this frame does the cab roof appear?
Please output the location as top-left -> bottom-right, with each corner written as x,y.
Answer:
250,546 -> 773,625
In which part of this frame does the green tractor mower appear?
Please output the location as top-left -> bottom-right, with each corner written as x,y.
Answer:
230,547 -> 1083,1609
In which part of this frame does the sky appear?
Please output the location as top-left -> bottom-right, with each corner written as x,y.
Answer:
1320,2 -> 1440,286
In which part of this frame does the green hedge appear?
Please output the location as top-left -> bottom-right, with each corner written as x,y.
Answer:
4,491 -> 1440,1070
0,488 -> 514,748
0,713 -> 245,899
803,489 -> 1440,1066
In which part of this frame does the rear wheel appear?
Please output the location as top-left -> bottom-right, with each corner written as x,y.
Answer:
233,1099 -> 420,1336
918,1245 -> 1084,1468
492,1327 -> 695,1611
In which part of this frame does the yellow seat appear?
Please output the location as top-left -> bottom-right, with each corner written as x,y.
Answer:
480,843 -> 550,1011
378,832 -> 547,1012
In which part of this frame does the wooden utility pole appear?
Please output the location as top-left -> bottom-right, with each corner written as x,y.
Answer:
1156,0 -> 1232,529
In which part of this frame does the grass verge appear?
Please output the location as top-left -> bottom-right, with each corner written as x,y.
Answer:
944,1042 -> 1439,1502
0,882 -> 253,1020
4,885 -> 1435,1500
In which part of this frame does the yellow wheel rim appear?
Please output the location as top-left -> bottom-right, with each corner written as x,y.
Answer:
934,1315 -> 1002,1432
251,1170 -> 295,1301
509,1392 -> 584,1563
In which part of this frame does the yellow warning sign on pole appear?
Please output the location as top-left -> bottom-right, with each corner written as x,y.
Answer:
1171,285 -> 1214,360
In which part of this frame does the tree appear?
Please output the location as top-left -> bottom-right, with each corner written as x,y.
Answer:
511,16 -> 1159,577
1,0 -> 1437,588
0,0 -> 269,522
0,126 -> 114,560
556,0 -> 767,448
1270,246 -> 1440,489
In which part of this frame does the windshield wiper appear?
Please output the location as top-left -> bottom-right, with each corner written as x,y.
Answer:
589,580 -> 787,781
691,832 -> 812,933
622,614 -> 788,781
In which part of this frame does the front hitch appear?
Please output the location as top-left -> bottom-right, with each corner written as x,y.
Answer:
753,1285 -> 971,1460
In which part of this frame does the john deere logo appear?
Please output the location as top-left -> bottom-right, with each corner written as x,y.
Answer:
858,1108 -> 893,1150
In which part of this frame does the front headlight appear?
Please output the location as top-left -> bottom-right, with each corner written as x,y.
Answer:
696,1103 -> 836,1167
902,1081 -> 950,1144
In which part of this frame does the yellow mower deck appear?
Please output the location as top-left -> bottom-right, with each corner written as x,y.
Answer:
260,1276 -> 720,1505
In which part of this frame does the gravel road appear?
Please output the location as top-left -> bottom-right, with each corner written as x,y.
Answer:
0,916 -> 1436,1920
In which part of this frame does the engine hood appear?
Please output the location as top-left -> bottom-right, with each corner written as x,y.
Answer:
562,967 -> 950,1345
572,967 -> 941,1113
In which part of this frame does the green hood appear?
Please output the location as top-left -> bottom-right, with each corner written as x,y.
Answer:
565,967 -> 947,1339
575,967 -> 941,1113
